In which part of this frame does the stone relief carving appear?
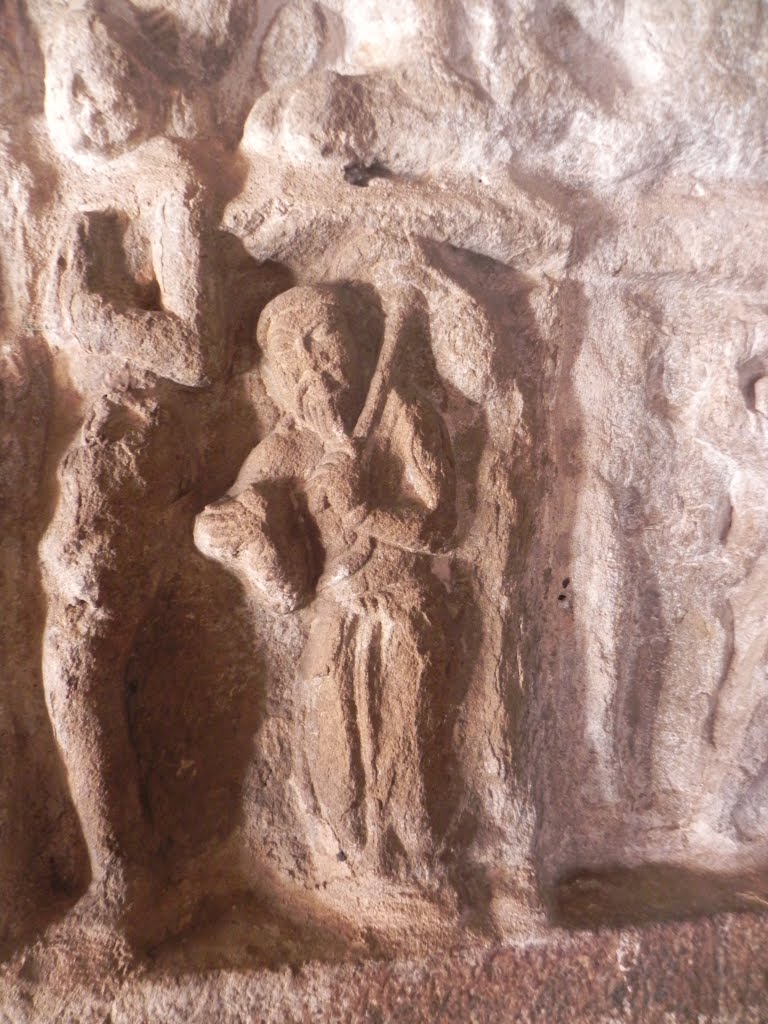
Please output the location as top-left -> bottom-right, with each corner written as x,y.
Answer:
1,0 -> 767,1018
195,284 -> 458,880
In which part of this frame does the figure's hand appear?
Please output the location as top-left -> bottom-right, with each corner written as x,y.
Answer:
345,584 -> 406,619
194,494 -> 259,562
195,482 -> 318,614
307,440 -> 367,527
348,591 -> 391,617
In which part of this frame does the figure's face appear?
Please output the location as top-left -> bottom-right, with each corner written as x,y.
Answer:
45,11 -> 165,159
263,302 -> 366,441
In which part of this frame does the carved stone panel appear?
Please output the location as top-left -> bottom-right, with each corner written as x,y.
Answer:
1,0 -> 767,1020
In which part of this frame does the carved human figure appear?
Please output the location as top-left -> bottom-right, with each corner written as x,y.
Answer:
42,158 -> 218,922
39,0 -> 236,933
41,392 -> 196,913
195,285 -> 457,877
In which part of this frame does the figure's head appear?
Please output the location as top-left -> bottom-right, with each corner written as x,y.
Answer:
256,286 -> 376,440
44,7 -> 167,159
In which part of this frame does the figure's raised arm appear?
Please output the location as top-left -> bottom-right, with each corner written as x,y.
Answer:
55,189 -> 223,387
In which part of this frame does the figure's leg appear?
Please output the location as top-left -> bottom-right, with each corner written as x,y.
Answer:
372,606 -> 449,877
297,609 -> 366,859
0,337 -> 83,950
43,607 -> 147,885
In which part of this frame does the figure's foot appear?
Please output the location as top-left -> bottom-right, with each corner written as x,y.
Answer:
73,859 -> 130,928
69,858 -> 170,959
1,865 -> 138,1004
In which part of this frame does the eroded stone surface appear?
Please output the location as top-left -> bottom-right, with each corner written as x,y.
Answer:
1,0 -> 768,1019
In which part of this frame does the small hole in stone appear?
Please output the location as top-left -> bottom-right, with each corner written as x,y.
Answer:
737,355 -> 767,412
343,161 -> 391,187
558,594 -> 567,602
336,850 -> 347,862
562,577 -> 570,588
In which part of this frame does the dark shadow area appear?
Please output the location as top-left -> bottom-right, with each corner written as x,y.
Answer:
127,541 -> 266,867
0,335 -> 89,964
343,161 -> 391,187
611,484 -> 670,809
0,0 -> 45,118
521,277 -> 591,901
552,861 -> 768,929
79,209 -> 163,312
215,232 -> 294,377
102,1 -> 252,86
738,353 -> 767,412
532,0 -> 631,114
612,290 -> 676,808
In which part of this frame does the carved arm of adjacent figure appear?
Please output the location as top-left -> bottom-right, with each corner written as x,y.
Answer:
314,388 -> 457,555
56,188 -> 222,387
366,388 -> 457,553
194,476 -> 320,614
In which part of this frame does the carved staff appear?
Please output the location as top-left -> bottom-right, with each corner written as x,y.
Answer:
353,284 -> 417,447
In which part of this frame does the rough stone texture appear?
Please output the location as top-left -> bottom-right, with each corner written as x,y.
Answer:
1,0 -> 768,1019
